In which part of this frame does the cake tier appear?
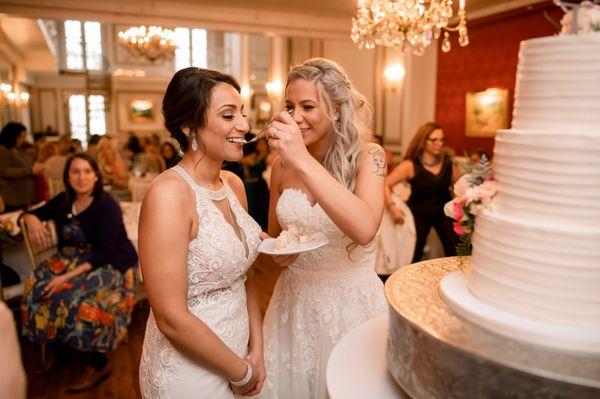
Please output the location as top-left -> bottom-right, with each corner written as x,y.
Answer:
511,33 -> 600,134
492,129 -> 600,226
469,210 -> 600,328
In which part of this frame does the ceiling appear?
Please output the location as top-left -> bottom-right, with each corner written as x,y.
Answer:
0,0 -> 547,72
0,14 -> 55,71
85,0 -> 541,18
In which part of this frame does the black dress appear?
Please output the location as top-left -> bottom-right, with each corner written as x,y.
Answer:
243,154 -> 269,230
407,157 -> 458,262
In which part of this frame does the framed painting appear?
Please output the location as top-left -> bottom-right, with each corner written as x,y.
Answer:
465,88 -> 509,138
117,92 -> 163,131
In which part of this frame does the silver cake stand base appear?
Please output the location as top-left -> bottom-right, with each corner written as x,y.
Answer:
385,257 -> 600,399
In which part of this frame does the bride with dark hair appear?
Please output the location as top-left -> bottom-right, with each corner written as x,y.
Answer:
138,67 -> 265,398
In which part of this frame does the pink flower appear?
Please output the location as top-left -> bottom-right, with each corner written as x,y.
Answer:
444,199 -> 457,219
453,221 -> 471,236
453,201 -> 465,220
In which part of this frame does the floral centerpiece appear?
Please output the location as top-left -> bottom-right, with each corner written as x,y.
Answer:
560,0 -> 600,35
444,155 -> 497,256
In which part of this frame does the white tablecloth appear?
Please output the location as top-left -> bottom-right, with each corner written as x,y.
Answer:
326,313 -> 409,399
119,201 -> 141,251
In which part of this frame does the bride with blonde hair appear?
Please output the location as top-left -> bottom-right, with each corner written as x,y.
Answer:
259,58 -> 387,399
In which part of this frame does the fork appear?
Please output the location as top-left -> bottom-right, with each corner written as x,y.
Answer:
243,125 -> 270,145
243,108 -> 293,145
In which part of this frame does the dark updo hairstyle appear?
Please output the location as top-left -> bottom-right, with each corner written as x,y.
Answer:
162,67 -> 241,153
63,153 -> 104,202
0,122 -> 26,149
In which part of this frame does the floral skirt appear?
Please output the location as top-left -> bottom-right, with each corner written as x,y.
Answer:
21,247 -> 138,352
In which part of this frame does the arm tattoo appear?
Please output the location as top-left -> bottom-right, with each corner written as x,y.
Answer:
369,147 -> 387,177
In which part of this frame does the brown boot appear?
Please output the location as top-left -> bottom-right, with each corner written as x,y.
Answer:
66,365 -> 111,393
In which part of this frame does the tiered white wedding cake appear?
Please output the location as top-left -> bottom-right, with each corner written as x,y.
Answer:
440,29 -> 600,353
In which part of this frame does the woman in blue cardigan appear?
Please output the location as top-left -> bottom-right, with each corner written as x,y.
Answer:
21,153 -> 138,392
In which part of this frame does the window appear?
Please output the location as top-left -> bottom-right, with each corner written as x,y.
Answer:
68,94 -> 106,147
64,20 -> 103,71
174,27 -> 207,71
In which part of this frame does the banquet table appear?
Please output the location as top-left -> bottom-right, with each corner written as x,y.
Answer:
326,313 -> 409,399
119,201 -> 141,250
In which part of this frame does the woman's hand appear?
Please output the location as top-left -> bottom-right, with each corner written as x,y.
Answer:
388,203 -> 405,225
260,231 -> 299,267
41,275 -> 71,298
267,111 -> 311,171
230,361 -> 259,396
23,214 -> 48,248
241,349 -> 266,396
270,253 -> 299,267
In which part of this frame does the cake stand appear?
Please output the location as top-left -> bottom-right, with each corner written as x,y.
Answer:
385,256 -> 600,398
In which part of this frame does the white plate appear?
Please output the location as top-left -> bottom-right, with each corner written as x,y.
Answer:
258,232 -> 329,255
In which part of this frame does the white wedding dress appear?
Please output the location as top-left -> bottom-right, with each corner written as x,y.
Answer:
260,188 -> 387,399
139,166 -> 262,399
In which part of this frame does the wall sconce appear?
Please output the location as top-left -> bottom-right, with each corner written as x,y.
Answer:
265,79 -> 283,97
0,83 -> 12,94
5,91 -> 16,104
240,85 -> 253,101
384,63 -> 405,91
19,91 -> 29,104
258,101 -> 272,121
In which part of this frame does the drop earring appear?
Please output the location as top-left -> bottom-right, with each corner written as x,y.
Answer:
191,135 -> 198,151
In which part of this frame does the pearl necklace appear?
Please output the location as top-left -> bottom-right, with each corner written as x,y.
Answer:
203,183 -> 228,201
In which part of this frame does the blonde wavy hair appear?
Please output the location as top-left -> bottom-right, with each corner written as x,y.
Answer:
286,58 -> 372,191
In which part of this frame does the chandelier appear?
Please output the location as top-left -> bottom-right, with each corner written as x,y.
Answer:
351,0 -> 469,55
118,25 -> 176,62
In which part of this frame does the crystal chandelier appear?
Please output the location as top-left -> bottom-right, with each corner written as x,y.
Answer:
118,25 -> 176,62
351,0 -> 469,55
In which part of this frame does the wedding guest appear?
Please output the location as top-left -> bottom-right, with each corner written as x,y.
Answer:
32,142 -> 58,202
260,58 -> 387,399
72,138 -> 84,153
57,134 -> 74,156
139,67 -> 265,398
241,138 -> 270,229
0,122 -> 35,211
124,134 -> 143,166
97,138 -> 128,188
87,135 -> 102,158
20,153 -> 138,392
160,141 -> 182,169
385,122 -> 461,262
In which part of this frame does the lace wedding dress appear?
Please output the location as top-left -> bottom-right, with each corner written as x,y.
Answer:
139,166 -> 262,398
260,188 -> 387,399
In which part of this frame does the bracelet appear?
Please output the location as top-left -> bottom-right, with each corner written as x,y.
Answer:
228,361 -> 252,387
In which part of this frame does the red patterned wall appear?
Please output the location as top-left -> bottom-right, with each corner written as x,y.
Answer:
435,1 -> 564,157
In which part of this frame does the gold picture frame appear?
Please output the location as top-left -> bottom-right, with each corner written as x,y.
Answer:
116,91 -> 163,131
465,88 -> 509,138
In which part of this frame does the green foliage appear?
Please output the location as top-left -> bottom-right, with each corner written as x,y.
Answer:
456,234 -> 472,256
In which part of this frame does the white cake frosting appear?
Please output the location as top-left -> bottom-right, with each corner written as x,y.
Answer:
467,33 -> 600,338
512,34 -> 600,134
